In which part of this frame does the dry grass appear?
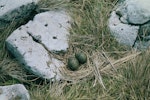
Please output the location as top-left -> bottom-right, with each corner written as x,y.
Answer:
0,0 -> 149,100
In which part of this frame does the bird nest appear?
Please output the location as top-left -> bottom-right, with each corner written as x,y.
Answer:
59,51 -> 140,83
51,34 -> 141,86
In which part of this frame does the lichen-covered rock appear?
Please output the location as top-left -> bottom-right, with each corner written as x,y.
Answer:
108,11 -> 139,46
6,25 -> 64,80
116,0 -> 150,24
108,0 -> 150,49
25,10 -> 71,52
0,0 -> 39,28
0,84 -> 30,100
6,10 -> 71,80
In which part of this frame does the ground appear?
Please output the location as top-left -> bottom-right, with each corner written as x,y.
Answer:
0,0 -> 149,100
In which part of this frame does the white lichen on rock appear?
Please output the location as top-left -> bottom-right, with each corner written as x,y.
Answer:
25,10 -> 71,52
6,25 -> 64,80
6,10 -> 71,80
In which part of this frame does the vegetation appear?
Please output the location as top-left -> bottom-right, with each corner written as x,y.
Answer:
0,0 -> 149,100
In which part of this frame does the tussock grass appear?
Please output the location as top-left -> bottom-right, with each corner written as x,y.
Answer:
0,0 -> 149,100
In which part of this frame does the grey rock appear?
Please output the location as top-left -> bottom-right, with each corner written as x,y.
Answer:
26,10 -> 71,53
6,25 -> 64,80
108,11 -> 139,46
109,0 -> 150,50
116,0 -> 150,24
0,0 -> 39,28
6,10 -> 71,80
0,84 -> 30,100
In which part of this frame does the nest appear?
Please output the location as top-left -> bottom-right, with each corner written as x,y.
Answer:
51,34 -> 141,87
60,51 -> 140,84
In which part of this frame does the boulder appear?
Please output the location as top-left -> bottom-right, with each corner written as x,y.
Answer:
6,10 -> 71,80
6,25 -> 64,80
116,0 -> 150,24
0,84 -> 30,100
0,0 -> 39,28
108,0 -> 150,49
108,11 -> 139,46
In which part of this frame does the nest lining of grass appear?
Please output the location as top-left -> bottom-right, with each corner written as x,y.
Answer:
50,34 -> 141,87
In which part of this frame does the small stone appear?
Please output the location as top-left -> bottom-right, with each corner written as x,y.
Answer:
0,84 -> 30,100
